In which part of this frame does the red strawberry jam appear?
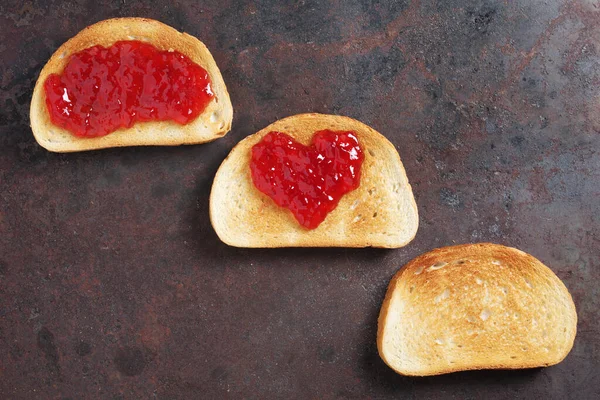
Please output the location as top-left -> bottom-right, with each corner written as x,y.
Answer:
250,130 -> 364,229
44,40 -> 214,137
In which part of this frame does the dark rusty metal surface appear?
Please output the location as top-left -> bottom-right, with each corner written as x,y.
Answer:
1,0 -> 599,398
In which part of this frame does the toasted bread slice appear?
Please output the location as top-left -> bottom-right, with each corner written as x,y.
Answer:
210,113 -> 418,248
378,243 -> 577,376
30,17 -> 232,152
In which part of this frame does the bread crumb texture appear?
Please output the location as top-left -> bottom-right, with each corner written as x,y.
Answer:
377,243 -> 577,376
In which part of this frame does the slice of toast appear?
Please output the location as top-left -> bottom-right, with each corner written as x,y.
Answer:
378,243 -> 577,376
30,17 -> 232,152
210,113 -> 419,248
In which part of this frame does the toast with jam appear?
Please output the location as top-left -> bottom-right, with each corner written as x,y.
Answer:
378,243 -> 577,376
210,113 -> 419,248
30,17 -> 232,152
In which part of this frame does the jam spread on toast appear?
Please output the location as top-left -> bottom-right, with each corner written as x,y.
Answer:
44,41 -> 214,137
250,130 -> 364,229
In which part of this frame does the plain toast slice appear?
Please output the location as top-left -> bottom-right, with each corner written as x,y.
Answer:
210,113 -> 419,248
378,243 -> 577,376
30,17 -> 232,152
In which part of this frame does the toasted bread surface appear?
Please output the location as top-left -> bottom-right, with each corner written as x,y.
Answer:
377,243 -> 577,376
210,113 -> 419,248
30,17 -> 232,152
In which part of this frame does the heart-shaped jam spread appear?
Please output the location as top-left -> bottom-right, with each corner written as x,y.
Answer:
44,41 -> 214,137
250,130 -> 364,229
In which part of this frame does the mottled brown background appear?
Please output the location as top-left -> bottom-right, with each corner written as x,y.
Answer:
1,0 -> 599,399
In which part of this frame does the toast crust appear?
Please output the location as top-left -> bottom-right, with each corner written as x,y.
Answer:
30,17 -> 232,152
377,243 -> 578,376
209,113 -> 419,248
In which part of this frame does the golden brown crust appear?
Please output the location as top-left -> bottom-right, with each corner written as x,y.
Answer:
377,243 -> 578,376
209,113 -> 419,248
30,17 -> 232,152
